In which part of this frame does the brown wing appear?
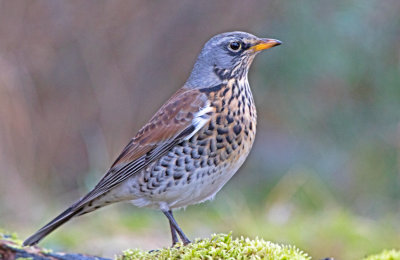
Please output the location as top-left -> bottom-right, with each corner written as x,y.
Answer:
22,86 -> 215,247
74,87 -> 212,208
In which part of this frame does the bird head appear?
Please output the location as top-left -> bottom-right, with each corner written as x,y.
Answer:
186,31 -> 281,88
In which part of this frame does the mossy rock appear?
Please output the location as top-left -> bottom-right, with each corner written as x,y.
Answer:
0,229 -> 108,260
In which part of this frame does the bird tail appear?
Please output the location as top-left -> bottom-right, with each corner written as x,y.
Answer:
23,201 -> 85,246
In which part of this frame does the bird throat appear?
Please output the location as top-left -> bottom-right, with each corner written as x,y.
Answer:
212,54 -> 254,81
207,76 -> 256,124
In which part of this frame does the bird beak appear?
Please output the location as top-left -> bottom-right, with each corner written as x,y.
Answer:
250,38 -> 282,52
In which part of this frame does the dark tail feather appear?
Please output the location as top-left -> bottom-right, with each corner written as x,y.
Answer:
23,204 -> 84,246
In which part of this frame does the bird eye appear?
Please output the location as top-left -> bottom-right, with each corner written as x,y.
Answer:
228,41 -> 242,52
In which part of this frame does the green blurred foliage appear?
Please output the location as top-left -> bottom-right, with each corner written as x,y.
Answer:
0,1 -> 399,260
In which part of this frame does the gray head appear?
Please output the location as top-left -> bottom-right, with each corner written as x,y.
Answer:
186,31 -> 281,88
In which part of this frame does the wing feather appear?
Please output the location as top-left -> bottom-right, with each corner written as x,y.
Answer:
74,87 -> 213,208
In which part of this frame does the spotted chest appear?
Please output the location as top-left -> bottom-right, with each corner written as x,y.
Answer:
205,77 -> 257,158
124,78 -> 257,209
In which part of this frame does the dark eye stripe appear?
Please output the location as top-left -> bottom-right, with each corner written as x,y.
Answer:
241,42 -> 251,50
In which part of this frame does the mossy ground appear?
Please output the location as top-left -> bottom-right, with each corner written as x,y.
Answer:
1,229 -> 400,259
0,228 -> 24,249
363,250 -> 400,260
120,233 -> 310,260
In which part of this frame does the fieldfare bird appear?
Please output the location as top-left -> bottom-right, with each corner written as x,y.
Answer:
23,31 -> 281,247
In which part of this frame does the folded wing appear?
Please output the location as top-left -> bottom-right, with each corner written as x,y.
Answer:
23,86 -> 214,246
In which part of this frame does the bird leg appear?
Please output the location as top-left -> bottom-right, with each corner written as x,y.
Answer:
162,210 -> 191,245
168,211 -> 179,246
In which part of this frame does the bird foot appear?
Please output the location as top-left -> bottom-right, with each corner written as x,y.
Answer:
171,239 -> 191,248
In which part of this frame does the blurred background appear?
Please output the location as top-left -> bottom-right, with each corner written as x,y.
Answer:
0,0 -> 399,259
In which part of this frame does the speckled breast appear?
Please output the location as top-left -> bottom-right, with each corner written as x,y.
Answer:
129,78 -> 257,209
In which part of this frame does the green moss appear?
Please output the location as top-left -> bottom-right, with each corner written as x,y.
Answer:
364,250 -> 400,260
0,228 -> 18,241
0,229 -> 24,249
119,233 -> 311,260
2,228 -> 399,260
40,247 -> 54,254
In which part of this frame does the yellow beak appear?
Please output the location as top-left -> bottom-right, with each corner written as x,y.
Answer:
250,38 -> 282,52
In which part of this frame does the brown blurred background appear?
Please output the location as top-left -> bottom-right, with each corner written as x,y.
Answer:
1,1 -> 400,259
